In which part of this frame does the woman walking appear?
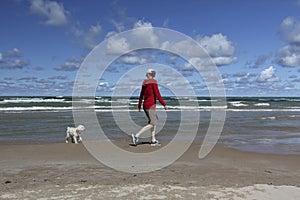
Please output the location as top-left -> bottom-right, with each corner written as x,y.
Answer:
131,69 -> 167,146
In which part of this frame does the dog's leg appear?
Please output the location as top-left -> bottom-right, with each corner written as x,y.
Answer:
65,131 -> 70,143
73,136 -> 78,144
78,136 -> 83,142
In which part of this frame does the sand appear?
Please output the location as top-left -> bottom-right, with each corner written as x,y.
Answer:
1,141 -> 300,199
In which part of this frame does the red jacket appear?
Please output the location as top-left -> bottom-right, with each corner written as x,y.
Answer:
138,79 -> 166,110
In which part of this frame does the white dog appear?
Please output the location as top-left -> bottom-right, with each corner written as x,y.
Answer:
65,125 -> 85,144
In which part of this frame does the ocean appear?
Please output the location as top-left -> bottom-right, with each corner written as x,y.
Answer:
0,96 -> 300,155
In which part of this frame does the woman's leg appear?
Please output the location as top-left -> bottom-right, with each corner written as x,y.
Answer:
135,124 -> 153,138
151,125 -> 157,142
134,108 -> 157,140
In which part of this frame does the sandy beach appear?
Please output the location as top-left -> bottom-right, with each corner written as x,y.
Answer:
1,141 -> 300,200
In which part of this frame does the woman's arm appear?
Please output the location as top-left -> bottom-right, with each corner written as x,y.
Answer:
153,83 -> 167,109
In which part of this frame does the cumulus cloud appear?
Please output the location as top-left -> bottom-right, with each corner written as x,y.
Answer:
279,17 -> 300,44
9,75 -> 74,95
48,75 -> 67,80
0,48 -> 30,70
11,59 -> 30,69
212,56 -> 237,66
30,0 -> 69,26
105,20 -> 236,70
197,34 -> 235,57
105,20 -> 159,55
276,45 -> 300,67
257,66 -> 280,82
6,48 -> 22,57
233,72 -> 255,84
116,50 -> 156,65
98,81 -> 114,92
84,24 -> 102,49
179,57 -> 209,75
162,33 -> 237,67
99,19 -> 237,91
54,57 -> 82,71
110,19 -> 125,32
118,55 -> 148,65
248,53 -> 272,68
196,33 -> 237,66
161,39 -> 204,58
72,24 -> 102,50
276,17 -> 300,67
132,20 -> 159,47
106,35 -> 130,54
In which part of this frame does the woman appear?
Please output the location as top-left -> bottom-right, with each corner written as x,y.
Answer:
131,69 -> 167,146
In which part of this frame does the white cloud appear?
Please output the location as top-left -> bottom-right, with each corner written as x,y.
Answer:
83,24 -> 102,49
111,19 -> 125,32
105,20 -> 236,70
0,48 -> 30,70
106,35 -> 130,54
12,59 -> 30,69
196,33 -> 237,66
161,33 -> 237,67
279,17 -> 300,44
197,34 -> 235,57
132,20 -> 159,47
276,45 -> 300,67
0,59 -> 30,70
118,55 -> 148,65
6,48 -> 22,57
281,17 -> 294,27
248,53 -> 272,68
234,72 -> 251,84
182,57 -> 210,72
258,66 -> 280,82
54,57 -> 82,71
30,0 -> 69,26
212,56 -> 237,66
105,20 -> 159,54
115,50 -> 156,65
98,81 -> 113,92
161,40 -> 205,58
99,82 -> 109,87
276,17 -> 300,67
71,24 -> 102,50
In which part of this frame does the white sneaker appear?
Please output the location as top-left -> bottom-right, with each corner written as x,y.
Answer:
131,134 -> 138,146
150,140 -> 161,146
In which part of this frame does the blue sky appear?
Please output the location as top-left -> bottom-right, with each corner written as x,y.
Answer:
1,0 -> 300,96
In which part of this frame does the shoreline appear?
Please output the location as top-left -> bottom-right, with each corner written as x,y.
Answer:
1,138 -> 299,156
1,141 -> 300,199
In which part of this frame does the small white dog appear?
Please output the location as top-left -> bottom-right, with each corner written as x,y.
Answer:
65,125 -> 85,144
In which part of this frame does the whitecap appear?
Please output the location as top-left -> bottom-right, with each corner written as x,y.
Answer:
260,116 -> 276,120
230,101 -> 248,107
254,103 -> 270,107
0,98 -> 66,104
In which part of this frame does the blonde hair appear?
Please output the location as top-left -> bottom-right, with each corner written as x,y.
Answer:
146,69 -> 156,78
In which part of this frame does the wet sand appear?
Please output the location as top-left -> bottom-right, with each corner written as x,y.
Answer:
1,141 -> 300,199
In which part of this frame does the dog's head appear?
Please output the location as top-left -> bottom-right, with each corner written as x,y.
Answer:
76,125 -> 85,133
